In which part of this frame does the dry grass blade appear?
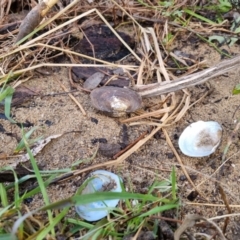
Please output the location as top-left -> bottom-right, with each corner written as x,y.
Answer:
55,78 -> 86,116
121,106 -> 174,123
218,185 -> 231,234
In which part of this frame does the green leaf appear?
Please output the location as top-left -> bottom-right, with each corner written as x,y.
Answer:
232,84 -> 240,95
209,35 -> 226,45
218,0 -> 232,12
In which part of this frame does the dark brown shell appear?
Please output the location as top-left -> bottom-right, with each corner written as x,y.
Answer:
90,86 -> 142,117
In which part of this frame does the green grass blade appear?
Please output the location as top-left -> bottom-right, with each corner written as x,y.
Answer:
35,208 -> 69,240
171,167 -> 177,200
138,204 -> 178,218
184,9 -> 216,24
14,127 -> 39,153
67,218 -> 94,229
24,134 -> 55,236
0,184 -> 8,207
0,86 -> 14,101
4,94 -> 15,123
40,192 -> 159,212
20,174 -> 58,200
0,234 -> 17,240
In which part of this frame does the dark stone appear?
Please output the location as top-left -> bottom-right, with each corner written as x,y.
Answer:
99,143 -> 122,158
90,117 -> 98,124
24,197 -> 33,204
187,191 -> 199,201
45,120 -> 53,126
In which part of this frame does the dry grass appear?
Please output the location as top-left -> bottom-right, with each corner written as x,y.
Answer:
1,0 -> 240,239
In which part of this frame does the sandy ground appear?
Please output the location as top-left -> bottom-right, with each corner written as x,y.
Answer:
1,32 -> 240,238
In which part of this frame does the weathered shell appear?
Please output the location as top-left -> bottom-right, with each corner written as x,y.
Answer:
90,86 -> 142,117
83,72 -> 105,90
178,121 -> 222,157
75,170 -> 122,221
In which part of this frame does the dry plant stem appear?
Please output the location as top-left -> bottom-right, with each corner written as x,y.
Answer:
134,54 -> 240,97
54,78 -> 86,116
69,68 -> 91,93
162,128 -> 206,200
0,44 -> 137,84
148,27 -> 170,82
174,214 -> 226,240
121,106 -> 174,123
218,185 -> 231,234
41,0 -> 59,16
186,202 -> 240,208
113,128 -> 151,159
195,152 -> 236,189
132,222 -> 144,240
0,43 -> 138,69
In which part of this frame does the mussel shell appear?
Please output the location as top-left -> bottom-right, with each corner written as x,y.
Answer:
75,170 -> 122,221
178,121 -> 222,157
90,86 -> 142,117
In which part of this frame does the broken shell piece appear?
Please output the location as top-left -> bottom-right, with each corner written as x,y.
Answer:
83,72 -> 105,90
90,86 -> 142,117
75,170 -> 122,221
178,121 -> 222,157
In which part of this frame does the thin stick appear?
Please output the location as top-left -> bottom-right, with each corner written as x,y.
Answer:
113,128 -> 151,159
134,54 -> 240,97
162,128 -> 206,200
55,78 -> 86,116
187,202 -> 240,208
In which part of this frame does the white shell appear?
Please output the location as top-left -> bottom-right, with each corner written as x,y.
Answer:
178,121 -> 222,157
75,170 -> 122,221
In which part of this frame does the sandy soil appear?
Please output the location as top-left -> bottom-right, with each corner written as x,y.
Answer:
1,28 -> 240,239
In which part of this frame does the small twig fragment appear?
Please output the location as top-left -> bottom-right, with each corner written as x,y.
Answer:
113,127 -> 152,159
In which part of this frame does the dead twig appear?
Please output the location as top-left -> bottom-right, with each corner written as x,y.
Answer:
134,54 -> 240,97
162,128 -> 206,200
218,185 -> 231,234
113,127 -> 152,159
54,78 -> 86,116
174,214 -> 226,240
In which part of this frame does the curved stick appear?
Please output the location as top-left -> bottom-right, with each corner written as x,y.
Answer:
134,55 -> 240,97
